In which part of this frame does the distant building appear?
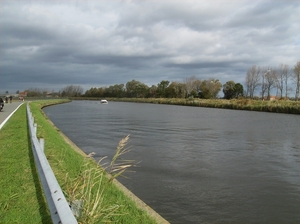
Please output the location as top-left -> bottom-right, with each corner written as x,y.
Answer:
269,95 -> 280,101
19,91 -> 28,97
46,92 -> 59,97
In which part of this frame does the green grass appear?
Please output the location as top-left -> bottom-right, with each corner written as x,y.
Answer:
0,104 -> 51,223
0,100 -> 163,223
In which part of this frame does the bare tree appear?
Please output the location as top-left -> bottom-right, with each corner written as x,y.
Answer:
284,69 -> 292,99
275,64 -> 290,99
264,68 -> 277,100
185,76 -> 196,96
245,65 -> 261,98
283,64 -> 291,99
61,85 -> 83,97
27,88 -> 48,97
260,68 -> 269,100
185,76 -> 201,97
293,61 -> 300,100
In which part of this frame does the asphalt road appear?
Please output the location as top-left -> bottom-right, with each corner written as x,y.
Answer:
0,101 -> 24,129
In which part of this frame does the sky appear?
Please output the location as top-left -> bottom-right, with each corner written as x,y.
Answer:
1,0 -> 300,94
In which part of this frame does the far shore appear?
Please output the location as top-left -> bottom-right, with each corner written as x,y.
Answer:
70,97 -> 300,115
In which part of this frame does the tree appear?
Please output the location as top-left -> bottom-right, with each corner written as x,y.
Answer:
166,81 -> 187,98
184,76 -> 201,97
105,86 -> 115,97
234,83 -> 244,98
293,61 -> 300,100
165,82 -> 178,98
199,79 -> 222,99
126,80 -> 140,97
223,81 -> 244,99
276,64 -> 290,99
61,85 -> 83,97
125,80 -> 149,98
223,81 -> 236,99
265,69 -> 277,100
260,68 -> 269,99
104,84 -> 125,97
148,85 -> 157,98
284,66 -> 292,99
156,80 -> 170,98
114,84 -> 125,98
27,88 -> 43,97
245,65 -> 261,98
135,83 -> 149,98
85,87 -> 105,97
178,83 -> 188,98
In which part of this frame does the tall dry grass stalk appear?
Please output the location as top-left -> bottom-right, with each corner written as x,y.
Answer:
108,135 -> 134,180
64,135 -> 134,224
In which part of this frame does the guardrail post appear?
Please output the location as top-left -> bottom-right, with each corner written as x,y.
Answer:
39,138 -> 44,152
34,123 -> 37,136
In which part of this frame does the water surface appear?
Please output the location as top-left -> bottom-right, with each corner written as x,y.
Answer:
43,101 -> 300,223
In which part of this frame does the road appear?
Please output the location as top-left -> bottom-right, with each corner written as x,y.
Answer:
0,101 -> 24,129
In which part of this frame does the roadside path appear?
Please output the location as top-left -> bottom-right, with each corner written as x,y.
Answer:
0,101 -> 24,130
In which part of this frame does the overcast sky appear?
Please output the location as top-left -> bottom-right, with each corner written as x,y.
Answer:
1,0 -> 299,94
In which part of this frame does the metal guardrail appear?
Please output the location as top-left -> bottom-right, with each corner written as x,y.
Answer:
26,103 -> 78,224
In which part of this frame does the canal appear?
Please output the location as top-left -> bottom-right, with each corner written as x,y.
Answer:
43,100 -> 300,224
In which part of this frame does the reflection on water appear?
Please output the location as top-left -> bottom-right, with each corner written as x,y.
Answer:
44,101 -> 300,223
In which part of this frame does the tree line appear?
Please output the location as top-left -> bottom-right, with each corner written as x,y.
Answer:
18,85 -> 84,98
245,61 -> 300,100
84,78 -> 229,99
18,61 -> 299,100
84,61 -> 300,100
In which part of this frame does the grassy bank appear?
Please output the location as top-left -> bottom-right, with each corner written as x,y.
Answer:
74,97 -> 300,114
0,104 -> 51,223
0,100 -> 161,224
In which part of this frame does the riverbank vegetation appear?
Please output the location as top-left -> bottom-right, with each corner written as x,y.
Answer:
74,97 -> 300,115
0,99 -> 162,224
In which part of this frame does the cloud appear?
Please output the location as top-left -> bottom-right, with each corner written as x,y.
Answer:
1,0 -> 299,94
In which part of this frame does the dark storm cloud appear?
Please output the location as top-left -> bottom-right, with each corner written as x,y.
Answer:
1,0 -> 299,94
2,21 -> 55,44
74,54 -> 164,68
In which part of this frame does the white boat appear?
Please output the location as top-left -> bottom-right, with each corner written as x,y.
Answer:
100,99 -> 108,104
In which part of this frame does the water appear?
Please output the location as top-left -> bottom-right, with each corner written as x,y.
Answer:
43,100 -> 300,223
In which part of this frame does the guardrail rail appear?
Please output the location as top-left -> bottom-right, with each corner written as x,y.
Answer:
27,103 -> 78,224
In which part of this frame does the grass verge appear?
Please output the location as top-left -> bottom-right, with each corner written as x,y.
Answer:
0,104 -> 51,223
